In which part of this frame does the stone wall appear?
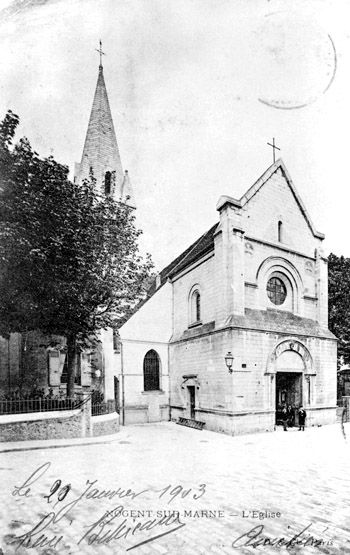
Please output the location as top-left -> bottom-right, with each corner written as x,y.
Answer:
0,409 -> 85,442
0,394 -> 120,442
169,326 -> 337,435
172,408 -> 275,435
91,412 -> 120,436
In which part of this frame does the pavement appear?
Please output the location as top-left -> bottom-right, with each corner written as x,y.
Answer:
0,432 -> 121,453
1,421 -> 350,554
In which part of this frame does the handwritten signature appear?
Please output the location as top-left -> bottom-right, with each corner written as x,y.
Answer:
232,523 -> 334,549
79,505 -> 185,550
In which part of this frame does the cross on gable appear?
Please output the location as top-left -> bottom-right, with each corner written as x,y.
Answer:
96,40 -> 106,67
267,137 -> 281,164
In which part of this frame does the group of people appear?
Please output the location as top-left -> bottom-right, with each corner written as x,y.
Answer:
281,405 -> 306,431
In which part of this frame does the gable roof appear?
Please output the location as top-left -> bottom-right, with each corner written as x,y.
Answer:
217,158 -> 324,240
128,158 -> 324,318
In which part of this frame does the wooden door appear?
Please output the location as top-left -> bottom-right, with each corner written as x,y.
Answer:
188,386 -> 196,419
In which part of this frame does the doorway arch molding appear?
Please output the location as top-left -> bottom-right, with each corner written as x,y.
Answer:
266,338 -> 314,375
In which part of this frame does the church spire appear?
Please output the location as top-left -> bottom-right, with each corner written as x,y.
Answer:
75,42 -> 135,207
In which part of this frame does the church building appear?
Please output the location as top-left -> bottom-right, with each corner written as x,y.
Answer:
117,159 -> 337,434
0,46 -> 337,437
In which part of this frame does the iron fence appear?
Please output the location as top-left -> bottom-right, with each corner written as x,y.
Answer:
0,397 -> 83,415
91,400 -> 116,416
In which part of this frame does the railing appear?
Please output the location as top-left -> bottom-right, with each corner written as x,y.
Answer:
0,397 -> 83,415
91,400 -> 117,417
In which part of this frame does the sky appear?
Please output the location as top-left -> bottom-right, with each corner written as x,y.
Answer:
0,0 -> 349,271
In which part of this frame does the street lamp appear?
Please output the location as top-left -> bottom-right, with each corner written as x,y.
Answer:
224,351 -> 234,373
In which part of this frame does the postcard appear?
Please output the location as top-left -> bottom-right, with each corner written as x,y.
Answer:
0,1 -> 349,553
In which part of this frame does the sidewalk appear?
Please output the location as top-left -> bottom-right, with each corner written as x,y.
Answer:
0,420 -> 347,453
0,429 -> 126,453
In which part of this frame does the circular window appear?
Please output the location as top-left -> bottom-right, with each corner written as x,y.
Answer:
267,277 -> 287,305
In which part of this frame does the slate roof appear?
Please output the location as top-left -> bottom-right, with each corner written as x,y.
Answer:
146,222 -> 218,300
75,62 -> 136,207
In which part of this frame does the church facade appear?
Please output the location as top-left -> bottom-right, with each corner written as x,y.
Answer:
118,160 -> 337,434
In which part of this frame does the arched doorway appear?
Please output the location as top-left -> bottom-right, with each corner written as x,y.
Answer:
266,340 -> 313,427
275,350 -> 304,425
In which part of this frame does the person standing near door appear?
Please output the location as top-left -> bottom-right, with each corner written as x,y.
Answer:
298,407 -> 307,431
287,404 -> 295,427
282,406 -> 288,431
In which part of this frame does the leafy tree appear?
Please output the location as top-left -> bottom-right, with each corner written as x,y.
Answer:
0,111 -> 153,396
328,253 -> 350,367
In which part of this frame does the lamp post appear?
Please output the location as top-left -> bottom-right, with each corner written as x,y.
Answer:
224,351 -> 234,374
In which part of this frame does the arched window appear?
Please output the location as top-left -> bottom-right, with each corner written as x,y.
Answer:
278,221 -> 283,242
143,350 -> 160,391
195,291 -> 201,322
104,171 -> 112,195
190,290 -> 201,323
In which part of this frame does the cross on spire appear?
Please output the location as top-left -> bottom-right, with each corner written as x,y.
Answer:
96,40 -> 106,68
267,137 -> 281,164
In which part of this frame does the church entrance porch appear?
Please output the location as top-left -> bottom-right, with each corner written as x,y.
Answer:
275,372 -> 302,426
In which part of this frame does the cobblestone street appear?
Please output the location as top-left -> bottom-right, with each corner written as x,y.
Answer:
1,422 -> 350,554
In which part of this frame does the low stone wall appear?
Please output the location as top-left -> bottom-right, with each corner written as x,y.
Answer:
171,406 -> 275,435
124,404 -> 170,424
0,393 -> 120,442
92,412 -> 120,436
195,408 -> 275,435
0,409 -> 85,442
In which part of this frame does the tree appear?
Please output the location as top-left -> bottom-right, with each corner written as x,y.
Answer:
0,111 -> 153,396
328,253 -> 350,367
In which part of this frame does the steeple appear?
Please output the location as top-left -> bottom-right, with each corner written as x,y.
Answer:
75,43 -> 135,208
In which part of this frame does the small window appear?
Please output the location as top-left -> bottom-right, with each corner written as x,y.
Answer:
195,292 -> 200,321
278,221 -> 283,242
113,330 -> 121,353
267,277 -> 287,305
143,350 -> 160,391
61,353 -> 81,385
104,171 -> 112,195
191,290 -> 201,323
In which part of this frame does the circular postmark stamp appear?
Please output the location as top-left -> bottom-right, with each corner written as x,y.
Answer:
252,11 -> 337,110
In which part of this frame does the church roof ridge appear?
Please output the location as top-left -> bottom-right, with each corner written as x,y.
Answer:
239,158 -> 324,240
166,224 -> 218,278
141,222 -> 218,303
